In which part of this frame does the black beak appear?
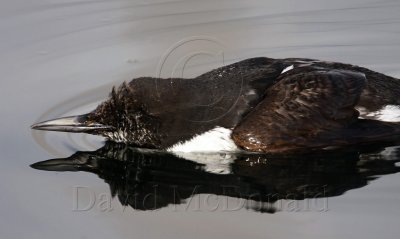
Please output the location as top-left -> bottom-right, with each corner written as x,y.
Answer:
31,114 -> 112,133
31,158 -> 81,171
30,153 -> 97,172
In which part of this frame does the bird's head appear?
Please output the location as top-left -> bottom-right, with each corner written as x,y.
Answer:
31,82 -> 161,148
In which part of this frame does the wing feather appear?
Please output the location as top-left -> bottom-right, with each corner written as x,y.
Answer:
232,69 -> 367,153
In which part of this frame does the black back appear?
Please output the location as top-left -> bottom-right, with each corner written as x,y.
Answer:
124,57 -> 287,147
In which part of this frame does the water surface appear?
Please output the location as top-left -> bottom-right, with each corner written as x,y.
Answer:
1,0 -> 400,238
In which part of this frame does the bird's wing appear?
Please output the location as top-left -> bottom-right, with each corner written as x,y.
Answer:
232,68 -> 367,153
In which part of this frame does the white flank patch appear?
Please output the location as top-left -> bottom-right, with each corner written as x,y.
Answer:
281,65 -> 294,74
357,105 -> 400,122
377,105 -> 400,122
167,127 -> 239,152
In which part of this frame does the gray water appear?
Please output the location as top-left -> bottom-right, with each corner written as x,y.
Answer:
1,0 -> 400,238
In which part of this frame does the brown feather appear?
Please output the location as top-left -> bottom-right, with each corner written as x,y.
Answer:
232,68 -> 370,153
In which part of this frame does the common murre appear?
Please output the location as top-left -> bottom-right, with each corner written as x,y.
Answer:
32,57 -> 400,153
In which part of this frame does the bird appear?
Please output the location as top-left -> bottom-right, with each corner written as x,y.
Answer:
31,57 -> 400,153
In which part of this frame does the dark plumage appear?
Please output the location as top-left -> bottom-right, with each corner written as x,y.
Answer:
32,57 -> 400,153
30,142 -> 400,212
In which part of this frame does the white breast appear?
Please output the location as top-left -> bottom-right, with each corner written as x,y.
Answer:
166,127 -> 240,174
167,127 -> 239,153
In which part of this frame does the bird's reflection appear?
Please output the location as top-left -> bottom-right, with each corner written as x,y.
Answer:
31,142 -> 400,213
